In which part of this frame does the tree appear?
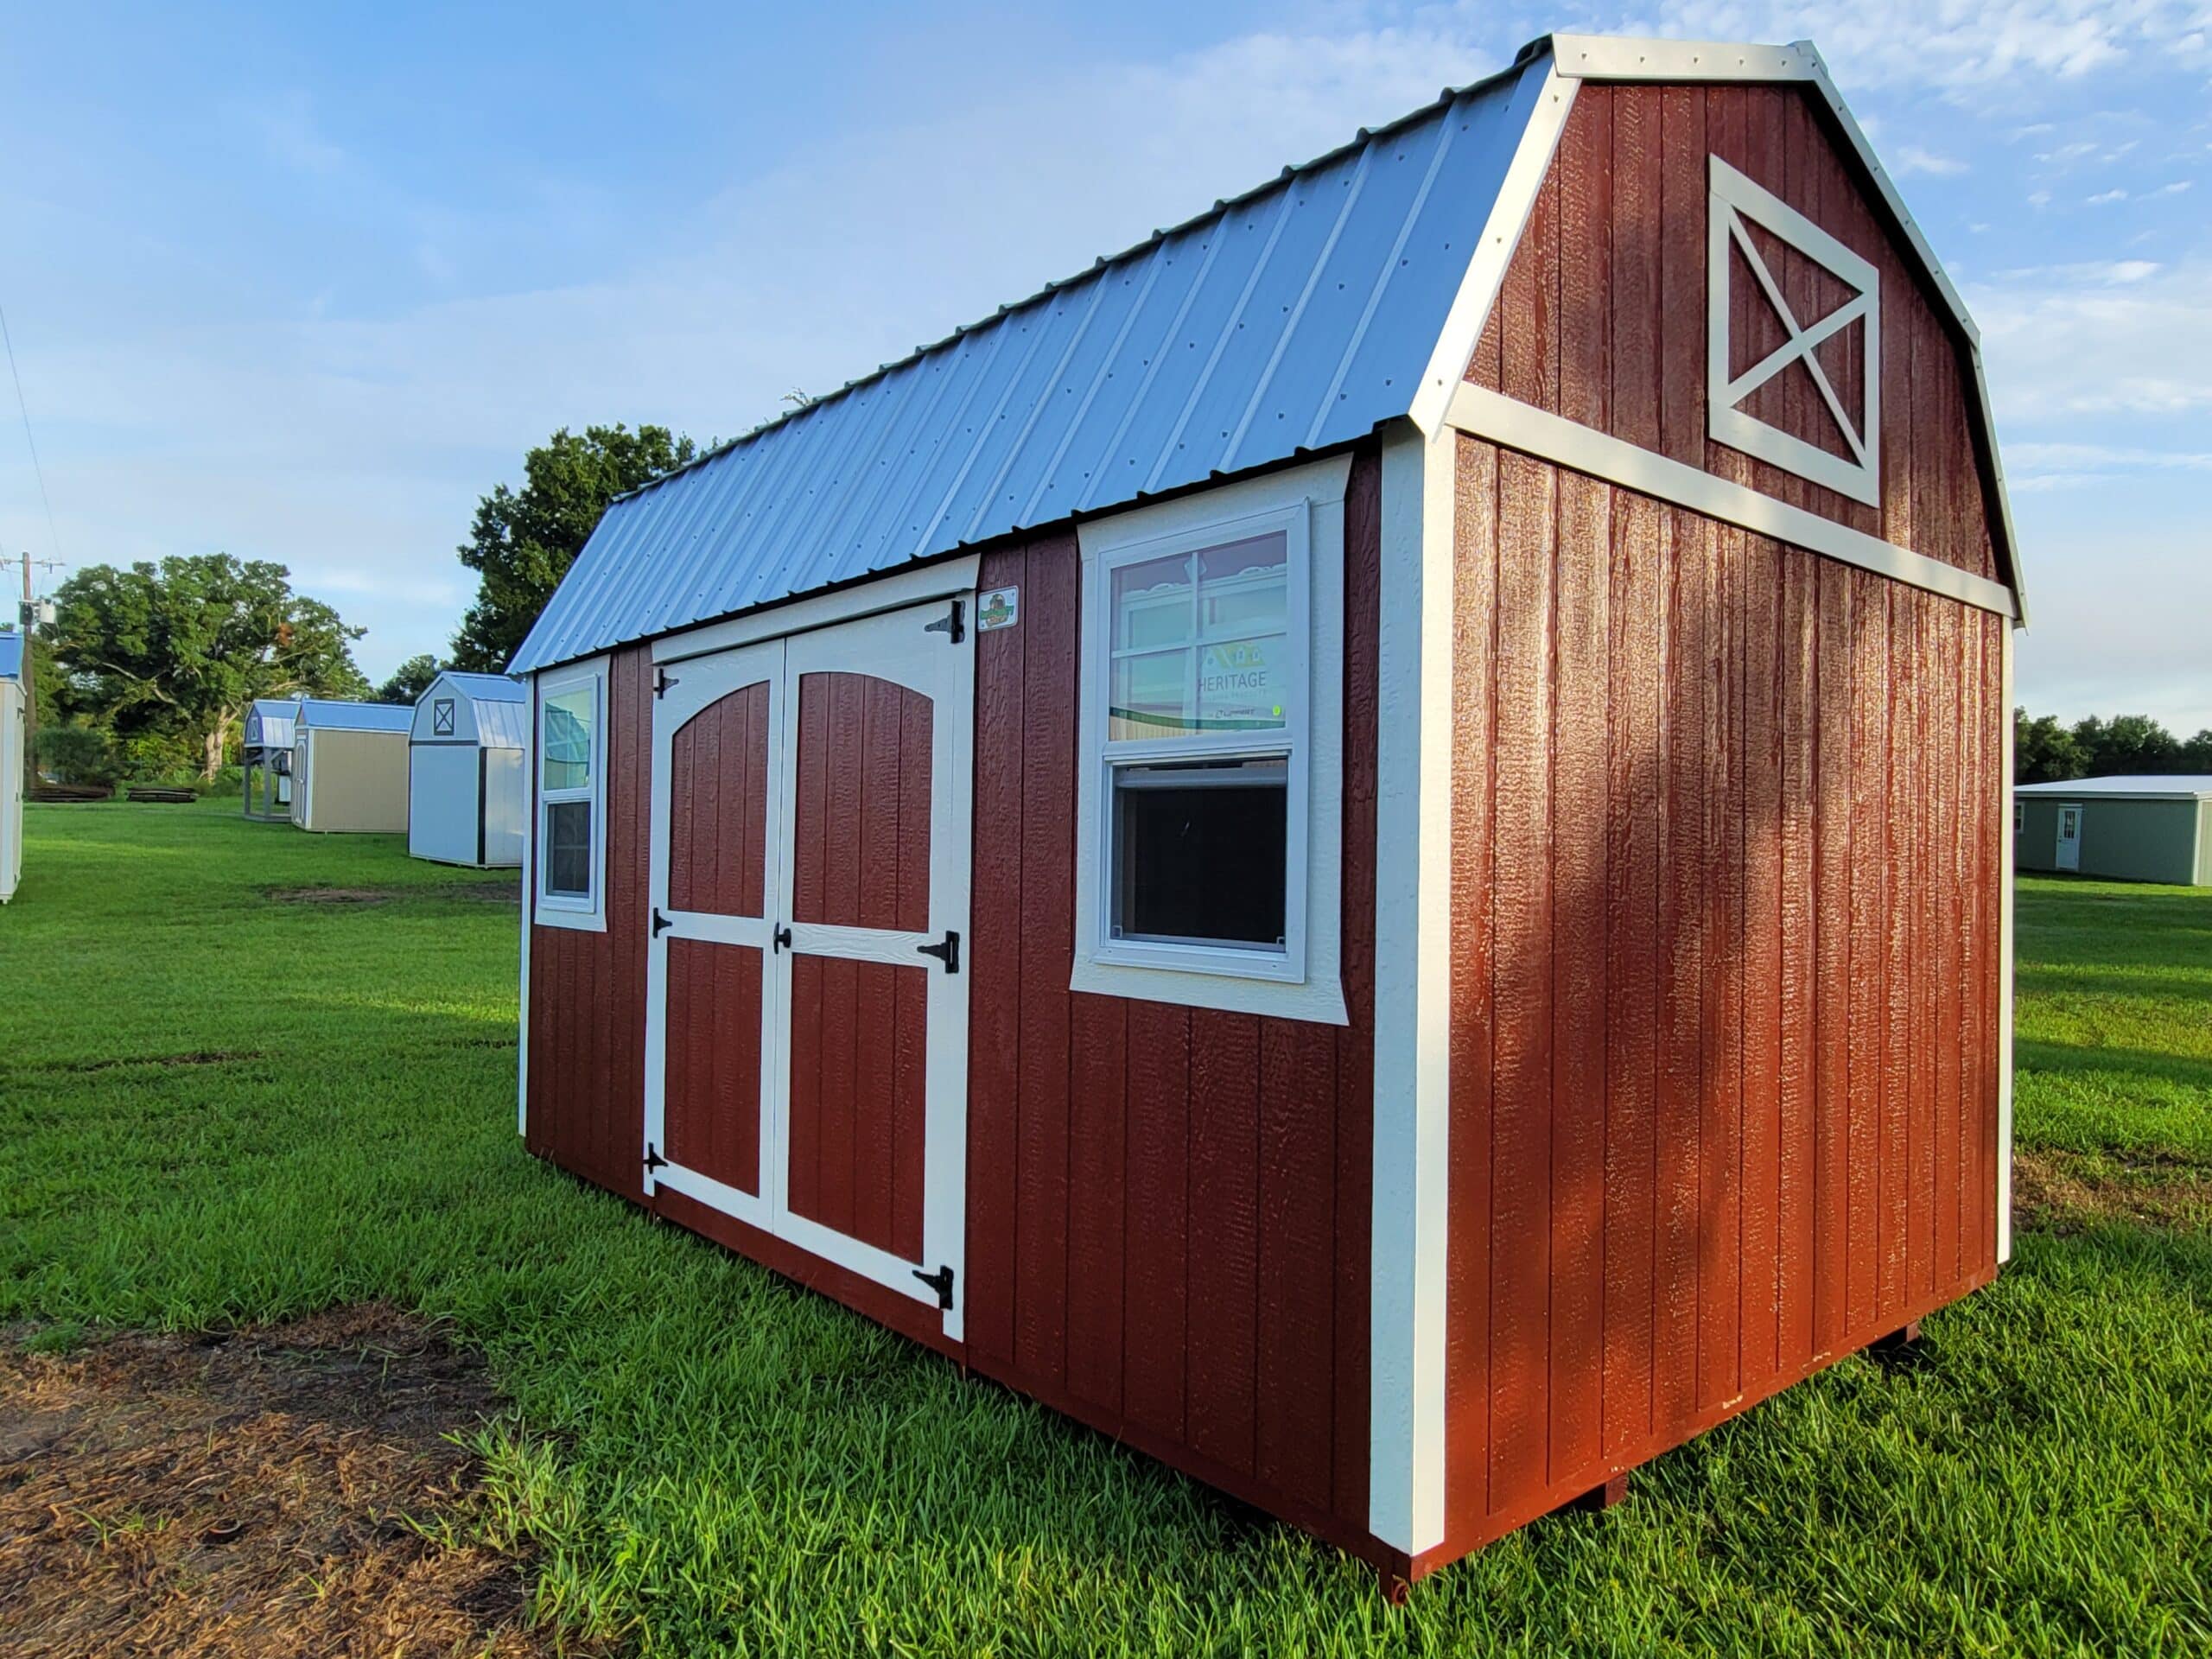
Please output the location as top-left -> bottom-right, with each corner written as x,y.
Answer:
47,555 -> 368,780
2014,708 -> 2087,785
2073,713 -> 2180,777
375,653 -> 442,705
2183,729 -> 2212,772
448,423 -> 698,671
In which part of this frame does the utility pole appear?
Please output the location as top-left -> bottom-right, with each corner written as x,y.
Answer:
12,550 -> 63,753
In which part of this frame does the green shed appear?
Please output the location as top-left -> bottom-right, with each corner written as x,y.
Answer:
2015,777 -> 2212,886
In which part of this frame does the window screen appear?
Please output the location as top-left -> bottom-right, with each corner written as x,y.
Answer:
545,800 -> 592,898
1110,757 -> 1287,950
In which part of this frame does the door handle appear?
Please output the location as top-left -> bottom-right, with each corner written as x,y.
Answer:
915,930 -> 959,974
772,924 -> 792,953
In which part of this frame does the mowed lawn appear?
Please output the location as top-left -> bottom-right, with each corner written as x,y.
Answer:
3,800 -> 2206,1656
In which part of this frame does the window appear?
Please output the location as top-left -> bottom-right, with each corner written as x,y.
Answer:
2014,801 -> 2024,837
536,658 -> 607,929
1072,456 -> 1349,1024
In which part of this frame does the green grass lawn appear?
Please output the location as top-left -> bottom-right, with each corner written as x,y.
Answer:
3,802 -> 2206,1656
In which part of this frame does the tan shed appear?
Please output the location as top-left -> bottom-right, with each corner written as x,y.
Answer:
289,698 -> 413,834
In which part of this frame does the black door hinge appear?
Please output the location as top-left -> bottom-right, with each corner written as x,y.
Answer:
652,907 -> 673,938
653,666 -> 679,698
923,599 -> 964,645
912,1262 -> 956,1309
644,1143 -> 668,1173
915,929 -> 960,974
772,923 -> 792,953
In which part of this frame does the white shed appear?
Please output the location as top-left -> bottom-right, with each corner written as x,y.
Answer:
408,671 -> 527,868
290,698 -> 413,833
241,697 -> 297,820
0,644 -> 22,904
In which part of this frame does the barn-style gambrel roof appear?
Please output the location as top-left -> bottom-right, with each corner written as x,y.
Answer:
512,33 -> 2023,675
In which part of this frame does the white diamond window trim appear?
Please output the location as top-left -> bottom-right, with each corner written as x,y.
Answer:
1707,155 -> 1882,507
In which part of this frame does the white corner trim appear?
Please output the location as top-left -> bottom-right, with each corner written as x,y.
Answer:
1707,155 -> 1882,509
1369,422 -> 1451,1555
1069,454 -> 1351,1026
1446,383 -> 2018,619
1408,60 -> 1579,437
517,677 -> 534,1136
651,555 -> 982,664
1997,622 -> 2015,1265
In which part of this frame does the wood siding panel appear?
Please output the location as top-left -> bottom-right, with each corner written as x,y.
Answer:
527,645 -> 652,1201
1444,441 -> 2002,1554
1470,82 -> 2004,587
962,454 -> 1381,1541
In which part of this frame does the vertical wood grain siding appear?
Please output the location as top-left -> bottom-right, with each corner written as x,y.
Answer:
1443,76 -> 2004,1557
1471,82 -> 2004,586
526,645 -> 653,1202
1448,437 -> 2002,1550
966,450 -> 1380,1547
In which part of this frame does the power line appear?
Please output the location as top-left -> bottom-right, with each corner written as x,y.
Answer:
0,298 -> 64,566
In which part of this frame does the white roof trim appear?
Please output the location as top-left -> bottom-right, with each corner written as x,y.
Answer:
1539,33 -> 2027,625
1408,57 -> 1579,436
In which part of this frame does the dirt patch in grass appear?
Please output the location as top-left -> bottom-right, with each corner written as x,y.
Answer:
49,1049 -> 261,1074
0,1304 -> 589,1658
263,882 -> 519,906
2014,1146 -> 2211,1236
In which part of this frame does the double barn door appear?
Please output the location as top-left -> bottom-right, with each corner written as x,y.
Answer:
642,600 -> 973,1337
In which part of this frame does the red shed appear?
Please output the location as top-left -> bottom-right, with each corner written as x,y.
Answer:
508,32 -> 2024,1590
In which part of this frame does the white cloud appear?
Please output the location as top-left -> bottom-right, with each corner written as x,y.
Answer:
1974,254 -> 2212,418
2086,186 -> 2131,201
1894,143 -> 1968,175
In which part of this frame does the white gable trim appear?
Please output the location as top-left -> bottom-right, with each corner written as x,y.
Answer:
1541,31 -> 2027,622
1408,60 -> 1579,438
1447,383 -> 2017,619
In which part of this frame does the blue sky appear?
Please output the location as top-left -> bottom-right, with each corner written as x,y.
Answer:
2,1 -> 2208,729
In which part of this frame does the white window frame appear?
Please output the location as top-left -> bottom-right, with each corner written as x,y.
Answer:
534,654 -> 608,931
1072,454 -> 1349,1026
1707,154 -> 1882,509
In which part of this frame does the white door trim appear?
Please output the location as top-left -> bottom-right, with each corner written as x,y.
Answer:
767,600 -> 976,1340
650,555 -> 982,666
642,637 -> 787,1235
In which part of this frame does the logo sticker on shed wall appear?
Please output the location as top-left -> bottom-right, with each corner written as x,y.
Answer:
1707,156 -> 1881,507
976,587 -> 1019,632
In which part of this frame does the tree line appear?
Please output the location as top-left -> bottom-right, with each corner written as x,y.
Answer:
22,415 -> 2201,791
2014,709 -> 2212,785
24,423 -> 696,784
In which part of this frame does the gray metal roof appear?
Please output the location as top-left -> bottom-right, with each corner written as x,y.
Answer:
293,697 -> 414,734
421,671 -> 530,750
510,53 -> 1550,674
430,671 -> 527,703
0,632 -> 22,680
243,698 -> 296,751
2018,776 -> 2212,800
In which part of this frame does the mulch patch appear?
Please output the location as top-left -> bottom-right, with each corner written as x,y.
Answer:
2013,1146 -> 2211,1237
0,1305 -> 595,1658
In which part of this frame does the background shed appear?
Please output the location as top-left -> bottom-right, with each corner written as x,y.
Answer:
2017,778 -> 2212,885
241,698 -> 297,821
0,664 -> 21,903
289,699 -> 412,834
409,671 -> 528,868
